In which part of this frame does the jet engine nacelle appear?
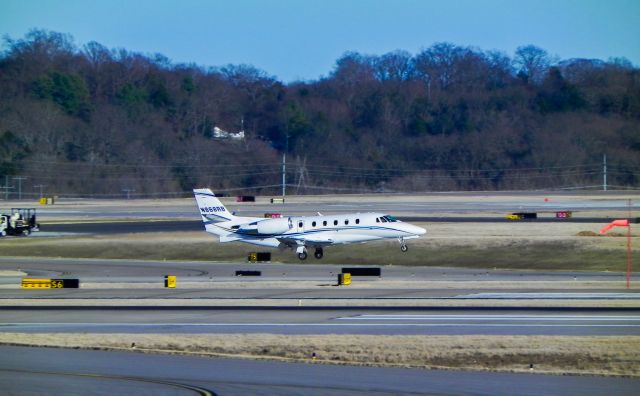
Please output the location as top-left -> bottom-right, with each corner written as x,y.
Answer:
256,218 -> 291,235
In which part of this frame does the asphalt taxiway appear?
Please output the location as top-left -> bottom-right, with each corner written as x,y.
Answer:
2,345 -> 639,396
0,257 -> 631,285
1,257 -> 638,336
25,192 -> 639,222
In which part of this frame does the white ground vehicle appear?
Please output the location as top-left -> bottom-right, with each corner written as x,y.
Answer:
0,208 -> 39,237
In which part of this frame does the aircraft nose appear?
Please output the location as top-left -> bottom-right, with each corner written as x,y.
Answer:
408,224 -> 426,235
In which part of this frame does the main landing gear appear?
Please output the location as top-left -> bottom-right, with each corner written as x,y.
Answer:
399,237 -> 408,252
296,247 -> 324,260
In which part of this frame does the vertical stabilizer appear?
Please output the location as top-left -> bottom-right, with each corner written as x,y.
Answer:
193,188 -> 235,224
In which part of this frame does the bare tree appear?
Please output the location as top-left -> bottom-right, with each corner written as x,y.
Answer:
373,50 -> 414,82
513,45 -> 552,84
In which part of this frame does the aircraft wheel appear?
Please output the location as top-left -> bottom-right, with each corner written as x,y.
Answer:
314,248 -> 323,259
298,251 -> 308,260
400,244 -> 408,252
22,229 -> 30,236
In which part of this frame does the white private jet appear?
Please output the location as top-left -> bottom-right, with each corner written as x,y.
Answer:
194,188 -> 426,260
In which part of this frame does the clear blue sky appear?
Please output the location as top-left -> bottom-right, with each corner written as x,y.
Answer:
2,0 -> 639,82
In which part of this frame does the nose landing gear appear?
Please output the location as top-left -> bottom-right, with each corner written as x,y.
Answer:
314,248 -> 323,259
297,246 -> 308,260
399,237 -> 408,252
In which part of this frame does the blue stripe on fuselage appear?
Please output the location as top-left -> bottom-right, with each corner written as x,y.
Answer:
205,224 -> 409,239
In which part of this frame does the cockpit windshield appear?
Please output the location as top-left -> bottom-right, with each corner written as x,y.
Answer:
381,215 -> 398,222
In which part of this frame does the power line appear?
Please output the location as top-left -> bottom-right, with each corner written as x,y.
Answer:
304,162 -> 603,173
1,176 -> 13,200
20,159 -> 276,169
33,184 -> 46,198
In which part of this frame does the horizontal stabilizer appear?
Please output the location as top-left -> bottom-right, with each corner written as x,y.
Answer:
220,234 -> 241,243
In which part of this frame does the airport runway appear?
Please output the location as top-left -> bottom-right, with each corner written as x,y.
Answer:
1,257 -> 636,301
2,257 -> 638,336
1,307 -> 639,336
3,345 -> 639,396
29,193 -> 639,222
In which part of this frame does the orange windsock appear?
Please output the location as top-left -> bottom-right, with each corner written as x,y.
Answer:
599,219 -> 630,234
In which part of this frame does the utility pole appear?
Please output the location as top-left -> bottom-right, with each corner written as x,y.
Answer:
2,176 -> 12,200
603,154 -> 607,191
282,134 -> 289,199
33,184 -> 46,199
13,176 -> 27,200
628,199 -> 633,289
122,188 -> 135,199
282,152 -> 286,198
296,157 -> 308,194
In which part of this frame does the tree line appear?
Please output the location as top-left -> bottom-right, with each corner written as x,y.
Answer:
1,29 -> 638,198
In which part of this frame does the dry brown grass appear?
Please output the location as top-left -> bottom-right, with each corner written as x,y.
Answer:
577,231 -> 599,237
0,220 -> 636,270
1,333 -> 638,377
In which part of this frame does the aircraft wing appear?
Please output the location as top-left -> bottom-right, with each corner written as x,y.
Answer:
277,235 -> 335,246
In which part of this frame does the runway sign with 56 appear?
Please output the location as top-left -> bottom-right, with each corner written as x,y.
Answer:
21,278 -> 79,288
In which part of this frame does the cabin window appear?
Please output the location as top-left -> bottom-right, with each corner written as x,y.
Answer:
356,219 -> 360,224
345,219 -> 349,225
298,221 -> 303,228
333,220 -> 338,226
323,220 -> 327,226
312,221 -> 316,227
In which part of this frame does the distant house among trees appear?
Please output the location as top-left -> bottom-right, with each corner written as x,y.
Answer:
212,126 -> 245,141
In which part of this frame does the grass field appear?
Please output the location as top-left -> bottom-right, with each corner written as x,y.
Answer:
1,333 -> 638,377
0,221 -> 635,270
